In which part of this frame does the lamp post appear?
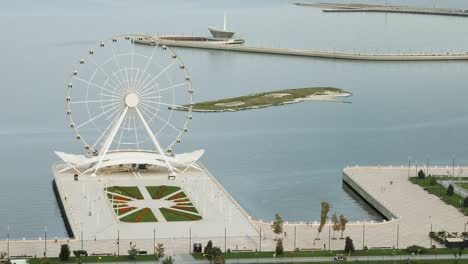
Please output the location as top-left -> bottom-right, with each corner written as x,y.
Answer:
408,157 -> 411,178
44,226 -> 47,258
453,155 -> 456,177
7,225 -> 10,259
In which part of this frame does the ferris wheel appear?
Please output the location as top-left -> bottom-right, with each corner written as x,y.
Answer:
65,34 -> 194,176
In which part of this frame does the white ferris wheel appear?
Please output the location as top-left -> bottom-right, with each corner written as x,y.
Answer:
57,34 -> 204,177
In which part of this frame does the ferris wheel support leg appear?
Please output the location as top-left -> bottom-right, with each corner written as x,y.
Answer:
92,107 -> 129,177
135,107 -> 176,176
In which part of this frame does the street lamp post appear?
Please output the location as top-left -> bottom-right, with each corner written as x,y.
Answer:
44,226 -> 47,258
7,225 -> 10,259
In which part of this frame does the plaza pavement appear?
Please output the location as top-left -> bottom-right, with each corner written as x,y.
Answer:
1,166 -> 467,257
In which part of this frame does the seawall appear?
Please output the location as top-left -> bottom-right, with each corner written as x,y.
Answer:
342,171 -> 397,220
135,37 -> 468,62
52,179 -> 75,238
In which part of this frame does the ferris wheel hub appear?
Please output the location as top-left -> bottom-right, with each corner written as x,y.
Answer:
124,93 -> 139,108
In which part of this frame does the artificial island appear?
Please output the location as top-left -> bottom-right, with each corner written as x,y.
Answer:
174,87 -> 351,112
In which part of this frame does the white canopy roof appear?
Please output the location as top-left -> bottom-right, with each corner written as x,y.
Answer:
55,149 -> 204,174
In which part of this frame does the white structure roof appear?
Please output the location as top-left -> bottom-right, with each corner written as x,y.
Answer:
55,149 -> 204,174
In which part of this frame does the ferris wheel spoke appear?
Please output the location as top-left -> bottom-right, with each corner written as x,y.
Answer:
71,99 -> 119,104
136,60 -> 176,94
124,67 -> 131,91
74,77 -> 122,98
100,100 -> 122,109
76,105 -> 120,129
134,43 -> 159,91
130,40 -> 135,88
92,109 -> 121,149
100,93 -> 122,99
138,96 -> 162,100
88,56 -> 126,94
138,83 -> 161,98
139,102 -> 181,134
140,82 -> 187,98
110,45 -> 129,92
144,101 -> 189,110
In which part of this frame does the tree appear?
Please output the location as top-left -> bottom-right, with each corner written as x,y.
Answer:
331,213 -> 340,239
72,250 -> 88,261
271,213 -> 284,237
418,169 -> 426,179
162,256 -> 174,264
339,214 -> 348,239
317,201 -> 331,238
155,243 -> 165,261
275,238 -> 284,255
464,197 -> 468,208
59,244 -> 71,261
204,241 -> 223,264
447,184 -> 455,196
128,244 -> 138,260
204,240 -> 213,257
344,237 -> 355,253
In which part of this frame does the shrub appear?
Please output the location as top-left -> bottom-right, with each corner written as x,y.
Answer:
162,256 -> 174,264
447,184 -> 455,196
73,250 -> 88,258
429,177 -> 437,186
128,244 -> 138,260
406,245 -> 426,254
418,170 -> 426,179
59,244 -> 71,261
275,238 -> 284,255
344,237 -> 355,253
464,197 -> 468,208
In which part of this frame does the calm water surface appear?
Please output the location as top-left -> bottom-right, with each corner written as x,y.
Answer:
1,0 -> 468,238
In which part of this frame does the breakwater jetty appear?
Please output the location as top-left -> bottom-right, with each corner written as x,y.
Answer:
294,2 -> 468,18
134,37 -> 468,61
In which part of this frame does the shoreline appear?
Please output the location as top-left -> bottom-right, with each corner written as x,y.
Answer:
174,89 -> 352,113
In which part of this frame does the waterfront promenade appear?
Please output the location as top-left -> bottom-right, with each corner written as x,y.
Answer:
294,2 -> 468,18
1,166 -> 467,257
135,37 -> 468,62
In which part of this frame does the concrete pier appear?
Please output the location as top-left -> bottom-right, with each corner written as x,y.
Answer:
294,2 -> 468,18
134,37 -> 468,62
2,166 -> 468,257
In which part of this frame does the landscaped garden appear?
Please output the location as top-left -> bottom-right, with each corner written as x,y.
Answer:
104,185 -> 202,222
146,185 -> 181,199
119,207 -> 157,222
409,174 -> 468,215
106,186 -> 144,199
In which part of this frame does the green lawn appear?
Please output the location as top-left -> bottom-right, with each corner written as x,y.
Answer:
183,87 -> 349,111
146,185 -> 181,199
28,254 -> 158,264
409,177 -> 468,215
105,186 -> 143,200
26,255 -> 468,264
119,207 -> 157,222
458,183 -> 468,191
159,207 -> 202,221
192,248 -> 465,260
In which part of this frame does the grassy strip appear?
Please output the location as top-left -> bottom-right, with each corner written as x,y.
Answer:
146,185 -> 180,199
184,87 -> 349,111
120,208 -> 157,222
28,254 -> 159,264
192,248 -> 465,260
160,207 -> 202,221
106,186 -> 143,200
167,192 -> 187,200
409,177 -> 468,215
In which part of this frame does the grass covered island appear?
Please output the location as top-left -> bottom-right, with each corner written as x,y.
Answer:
175,87 -> 351,112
